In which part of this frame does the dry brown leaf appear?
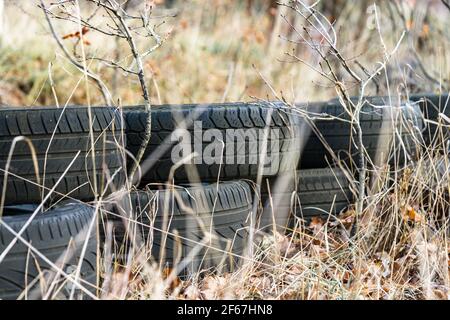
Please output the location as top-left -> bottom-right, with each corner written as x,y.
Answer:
201,275 -> 235,299
402,205 -> 424,223
276,233 -> 297,258
62,26 -> 89,40
309,216 -> 325,236
162,267 -> 181,290
183,284 -> 202,300
433,287 -> 448,300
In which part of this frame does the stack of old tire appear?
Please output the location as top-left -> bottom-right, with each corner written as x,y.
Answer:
109,98 -> 424,276
0,106 -> 124,299
0,94 -> 437,299
259,96 -> 423,230
106,102 -> 304,276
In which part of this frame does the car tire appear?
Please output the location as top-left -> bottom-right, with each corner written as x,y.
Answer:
259,167 -> 354,230
297,97 -> 423,169
0,106 -> 125,205
409,93 -> 449,150
101,180 -> 253,274
0,203 -> 97,300
124,102 -> 302,184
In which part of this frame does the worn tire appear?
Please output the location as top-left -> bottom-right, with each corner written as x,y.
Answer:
0,106 -> 125,205
124,102 -> 302,184
102,181 -> 252,274
409,93 -> 450,150
0,203 -> 97,300
297,97 -> 423,168
259,168 -> 353,230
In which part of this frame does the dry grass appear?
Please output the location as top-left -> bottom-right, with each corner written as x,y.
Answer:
0,0 -> 449,300
2,1 -> 447,107
96,105 -> 449,301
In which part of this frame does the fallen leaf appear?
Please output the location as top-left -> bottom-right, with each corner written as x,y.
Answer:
402,205 -> 423,223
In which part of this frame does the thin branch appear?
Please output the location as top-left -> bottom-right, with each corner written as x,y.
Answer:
87,57 -> 138,75
103,3 -> 153,182
45,10 -> 126,38
39,1 -> 113,105
391,0 -> 448,90
42,0 -> 167,185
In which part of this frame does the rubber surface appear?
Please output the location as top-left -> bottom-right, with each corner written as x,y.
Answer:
124,102 -> 302,184
297,97 -> 423,168
0,203 -> 97,300
0,106 -> 125,205
259,168 -> 353,230
102,180 -> 252,274
409,93 -> 450,150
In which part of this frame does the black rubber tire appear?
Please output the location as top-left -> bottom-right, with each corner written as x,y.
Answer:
409,93 -> 450,150
0,106 -> 125,205
259,168 -> 353,230
102,180 -> 252,274
0,203 -> 97,300
124,102 -> 302,184
297,97 -> 423,168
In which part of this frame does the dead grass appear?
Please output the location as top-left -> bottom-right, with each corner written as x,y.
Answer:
3,1 -> 447,107
100,147 -> 450,300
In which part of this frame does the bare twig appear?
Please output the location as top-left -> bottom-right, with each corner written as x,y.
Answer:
391,0 -> 449,90
39,0 -> 113,106
103,4 -> 155,181
41,0 -> 167,184
280,1 -> 406,235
